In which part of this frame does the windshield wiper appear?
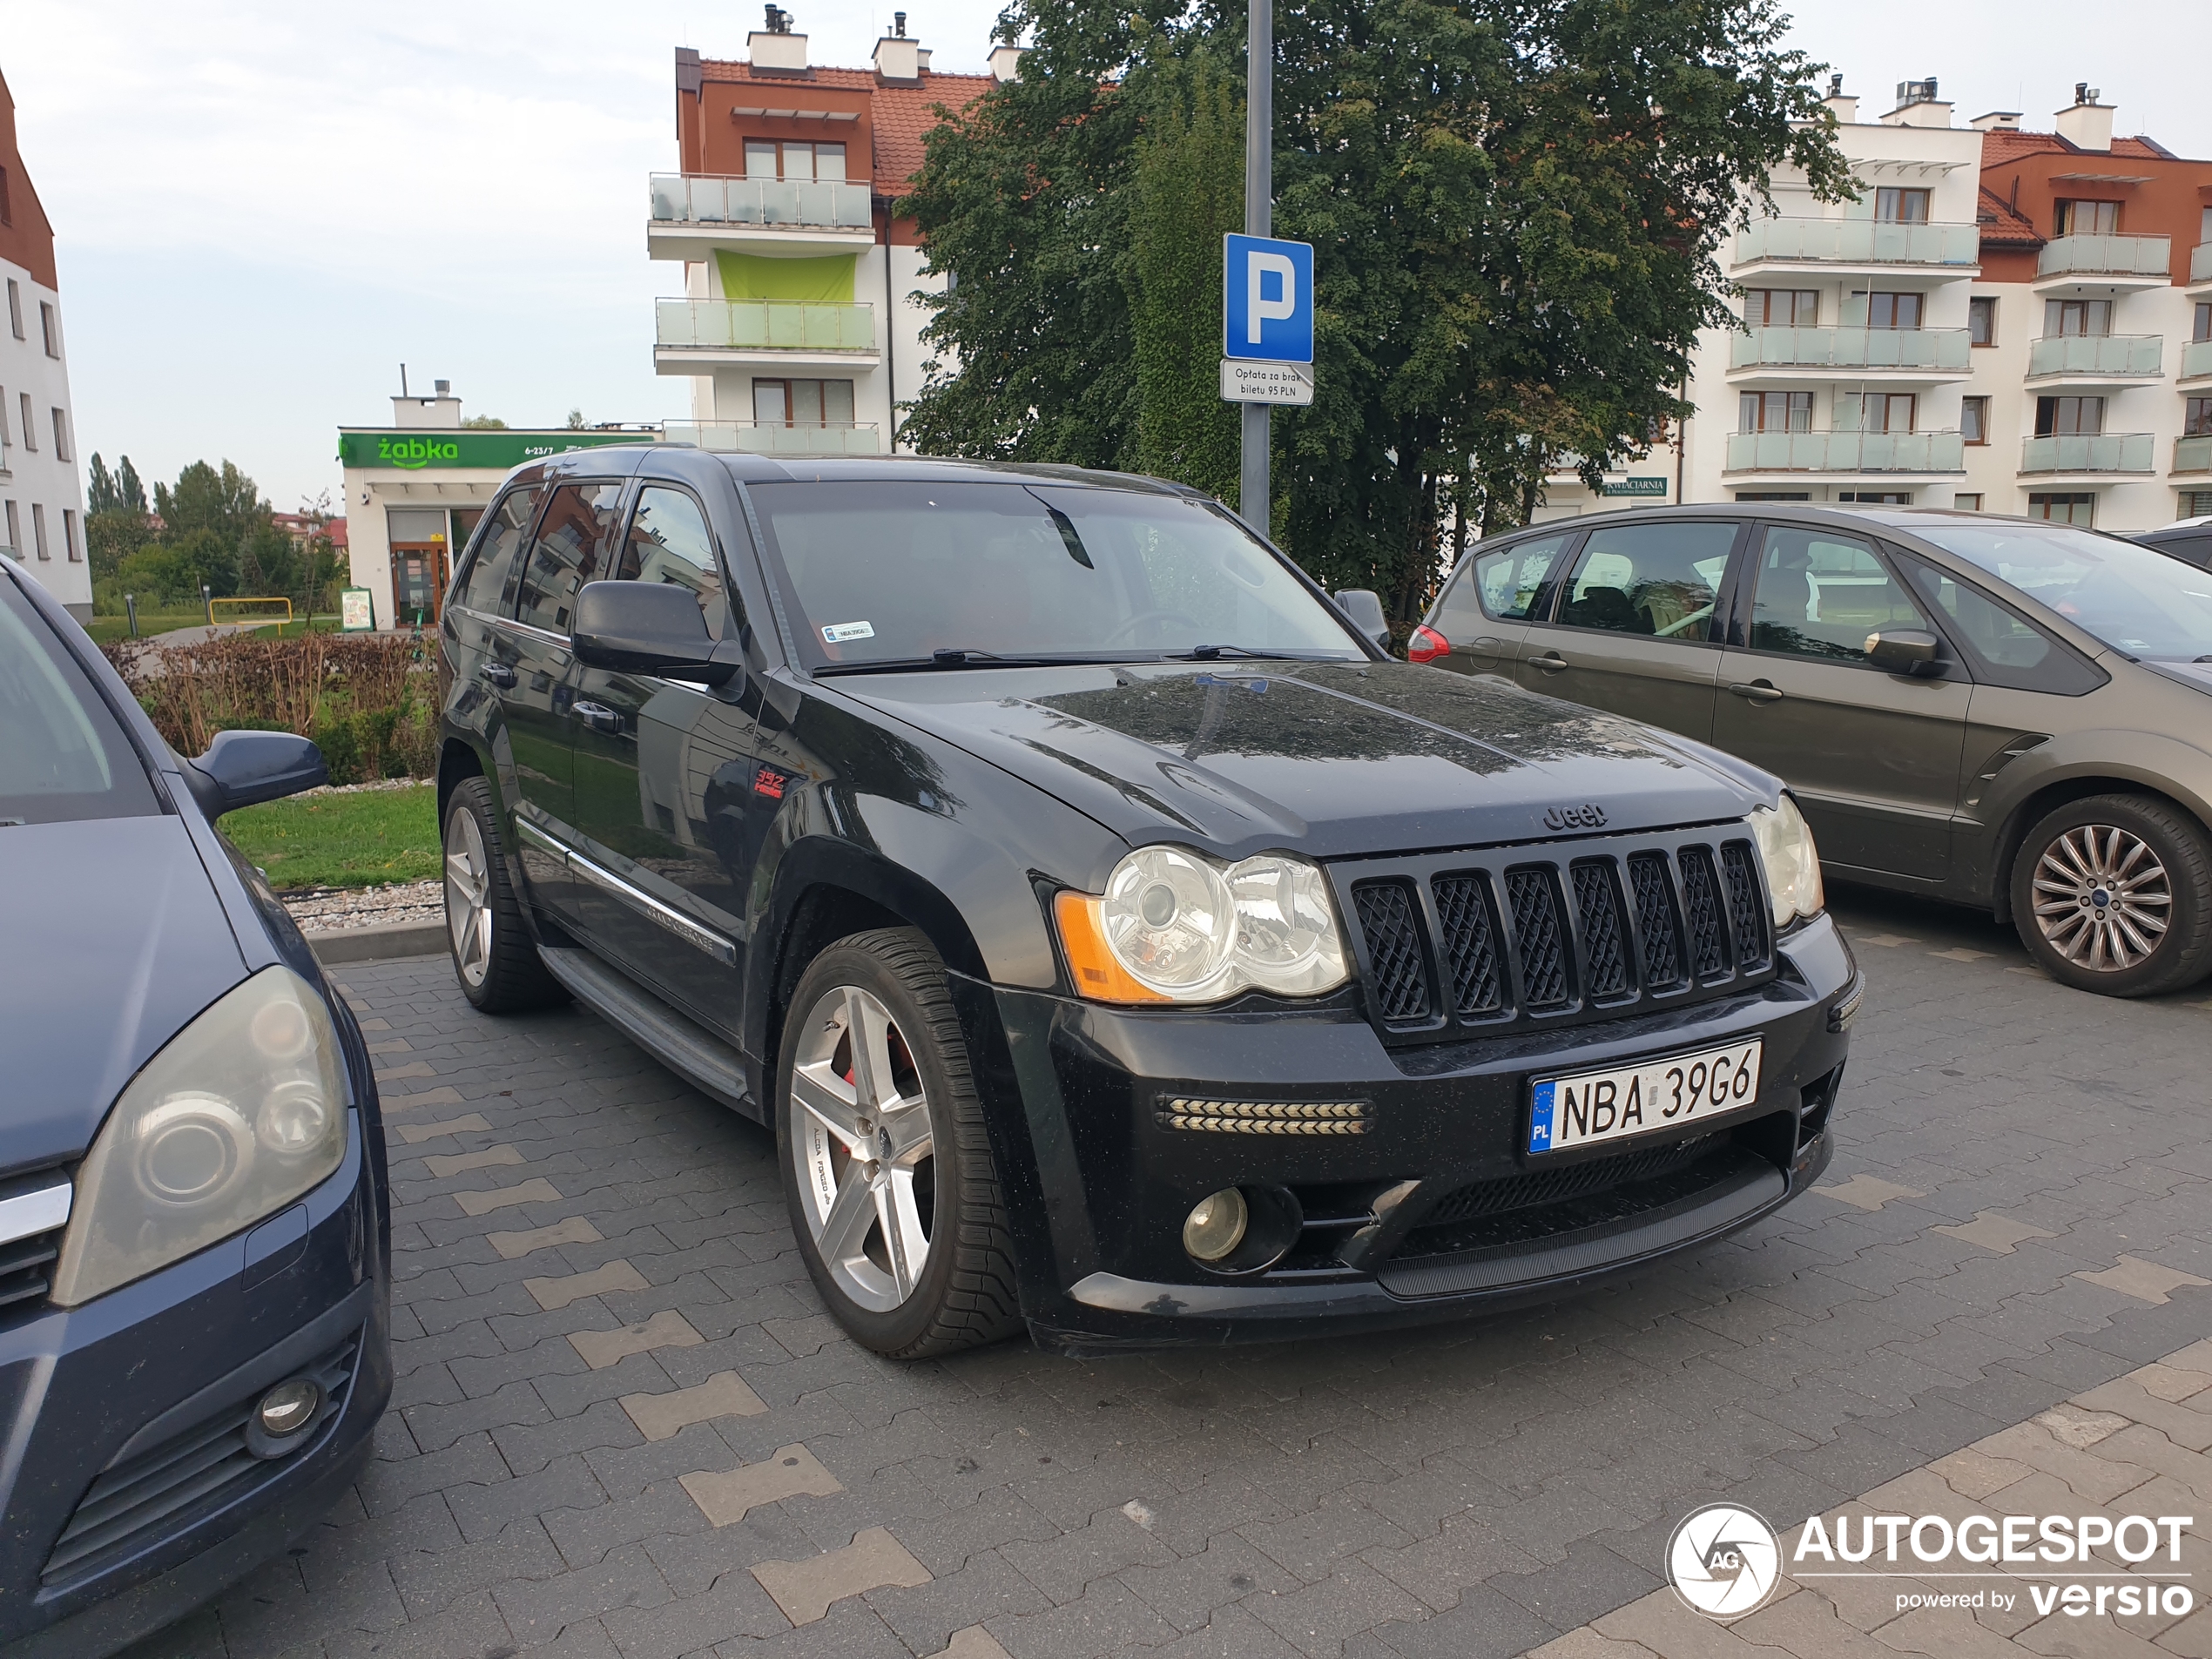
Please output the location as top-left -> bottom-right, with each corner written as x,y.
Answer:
814,650 -> 1137,677
1157,645 -> 1306,661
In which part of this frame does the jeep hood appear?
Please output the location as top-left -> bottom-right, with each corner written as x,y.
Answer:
832,660 -> 1776,860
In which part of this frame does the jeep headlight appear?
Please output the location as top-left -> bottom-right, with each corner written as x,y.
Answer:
51,966 -> 349,1307
1749,797 -> 1824,929
1054,846 -> 1349,1003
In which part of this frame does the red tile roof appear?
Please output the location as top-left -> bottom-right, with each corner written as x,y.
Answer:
696,58 -> 994,196
1975,185 -> 2041,247
1980,127 -> 2190,166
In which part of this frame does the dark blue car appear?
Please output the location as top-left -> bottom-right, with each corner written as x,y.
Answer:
0,560 -> 390,1654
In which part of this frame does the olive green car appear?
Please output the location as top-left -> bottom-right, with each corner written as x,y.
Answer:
1412,504 -> 2212,998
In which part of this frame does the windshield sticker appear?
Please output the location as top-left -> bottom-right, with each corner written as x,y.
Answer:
821,621 -> 875,644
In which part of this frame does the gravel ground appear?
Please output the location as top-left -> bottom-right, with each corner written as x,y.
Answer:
280,878 -> 443,934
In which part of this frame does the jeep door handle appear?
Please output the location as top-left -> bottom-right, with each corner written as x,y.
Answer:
1727,680 -> 1784,704
573,700 -> 623,733
479,662 -> 517,689
1524,651 -> 1569,672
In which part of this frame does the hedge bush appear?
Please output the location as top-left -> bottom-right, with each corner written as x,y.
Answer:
103,633 -> 437,785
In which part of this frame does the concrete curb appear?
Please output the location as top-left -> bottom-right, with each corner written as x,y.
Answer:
307,921 -> 447,965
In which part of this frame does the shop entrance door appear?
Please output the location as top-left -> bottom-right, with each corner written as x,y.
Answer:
388,508 -> 453,628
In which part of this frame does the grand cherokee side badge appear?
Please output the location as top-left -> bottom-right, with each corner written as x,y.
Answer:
1543,804 -> 1608,831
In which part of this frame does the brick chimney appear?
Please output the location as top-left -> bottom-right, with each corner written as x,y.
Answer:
748,5 -> 808,72
873,12 -> 920,82
988,44 -> 1024,83
1821,72 -> 1857,125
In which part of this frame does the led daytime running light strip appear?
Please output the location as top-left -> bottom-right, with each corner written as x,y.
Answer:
1157,1097 -> 1371,1136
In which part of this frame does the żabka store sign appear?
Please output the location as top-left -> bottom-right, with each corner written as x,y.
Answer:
334,430 -> 649,471
1668,1502 -> 2195,1627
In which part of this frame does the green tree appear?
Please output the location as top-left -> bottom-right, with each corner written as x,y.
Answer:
85,508 -> 154,583
462,414 -> 509,428
1124,44 -> 1244,502
156,460 -> 270,554
564,408 -> 587,430
904,0 -> 1849,623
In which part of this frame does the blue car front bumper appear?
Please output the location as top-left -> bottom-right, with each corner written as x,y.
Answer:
0,1114 -> 391,1657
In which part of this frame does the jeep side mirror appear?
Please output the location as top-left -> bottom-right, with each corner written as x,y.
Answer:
1865,629 -> 1944,678
572,581 -> 741,687
1333,589 -> 1393,653
185,729 -> 329,817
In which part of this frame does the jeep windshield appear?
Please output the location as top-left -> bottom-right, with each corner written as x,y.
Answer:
1912,519 -> 2212,663
743,480 -> 1368,671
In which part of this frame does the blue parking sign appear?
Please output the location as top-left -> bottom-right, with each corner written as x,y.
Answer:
1223,233 -> 1314,364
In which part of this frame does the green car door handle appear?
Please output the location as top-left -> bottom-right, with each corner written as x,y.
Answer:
1525,651 -> 1569,672
1727,681 -> 1784,704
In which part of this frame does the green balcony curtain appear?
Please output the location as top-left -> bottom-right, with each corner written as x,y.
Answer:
716,251 -> 858,304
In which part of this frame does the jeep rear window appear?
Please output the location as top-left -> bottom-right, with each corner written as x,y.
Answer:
0,578 -> 161,825
744,481 -> 1365,669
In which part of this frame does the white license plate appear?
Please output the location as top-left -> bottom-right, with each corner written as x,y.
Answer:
1527,1039 -> 1763,1157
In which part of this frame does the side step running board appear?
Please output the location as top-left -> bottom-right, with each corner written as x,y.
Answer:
536,946 -> 758,1119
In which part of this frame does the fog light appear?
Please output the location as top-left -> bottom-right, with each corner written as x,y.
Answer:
258,1379 -> 320,1439
1183,1189 -> 1249,1263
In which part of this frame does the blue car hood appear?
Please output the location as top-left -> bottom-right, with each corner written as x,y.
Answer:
0,815 -> 246,1171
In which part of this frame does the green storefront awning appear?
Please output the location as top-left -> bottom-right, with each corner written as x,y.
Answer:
336,430 -> 651,469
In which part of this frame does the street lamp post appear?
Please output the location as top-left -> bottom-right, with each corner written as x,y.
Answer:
1241,0 -> 1272,526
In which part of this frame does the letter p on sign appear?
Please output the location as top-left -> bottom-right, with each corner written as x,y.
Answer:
1224,233 -> 1315,365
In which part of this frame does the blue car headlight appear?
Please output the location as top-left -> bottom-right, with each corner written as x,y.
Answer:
51,967 -> 350,1306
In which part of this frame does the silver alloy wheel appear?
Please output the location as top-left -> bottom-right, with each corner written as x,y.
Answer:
444,806 -> 494,988
788,984 -> 936,1313
2030,823 -> 2173,973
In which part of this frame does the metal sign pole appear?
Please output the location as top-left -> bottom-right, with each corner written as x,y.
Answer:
1241,0 -> 1272,526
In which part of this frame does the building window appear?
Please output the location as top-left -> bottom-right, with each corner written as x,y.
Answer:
2029,492 -> 2095,524
2184,490 -> 2212,517
4,280 -> 18,340
0,165 -> 10,226
62,507 -> 79,563
2054,199 -> 2121,237
2045,298 -> 2113,338
1744,289 -> 1817,327
18,393 -> 34,450
39,302 -> 57,359
0,385 -> 8,446
2202,206 -> 2212,245
744,139 -> 847,182
1733,492 -> 1811,502
1738,391 -> 1812,432
1866,291 -> 1925,330
3,501 -> 16,556
49,408 -> 69,462
2035,395 -> 2104,436
2186,398 -> 2212,438
30,501 -> 47,560
1874,186 -> 1931,224
752,378 -> 855,427
1969,296 -> 1997,347
1961,396 -> 1990,444
1954,494 -> 1983,510
2195,303 -> 2211,343
1849,392 -> 1918,434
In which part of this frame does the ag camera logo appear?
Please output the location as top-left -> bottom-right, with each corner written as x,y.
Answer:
1668,1503 -> 1783,1620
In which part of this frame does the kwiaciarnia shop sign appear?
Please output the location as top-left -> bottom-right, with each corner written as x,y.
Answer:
335,430 -> 650,470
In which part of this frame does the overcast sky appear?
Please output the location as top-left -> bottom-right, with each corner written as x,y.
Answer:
6,0 -> 2206,514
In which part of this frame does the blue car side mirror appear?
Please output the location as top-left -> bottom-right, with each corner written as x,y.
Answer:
185,730 -> 329,817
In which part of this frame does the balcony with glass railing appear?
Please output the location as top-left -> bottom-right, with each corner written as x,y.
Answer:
1732,218 -> 1978,271
2034,233 -> 2172,283
654,298 -> 877,356
1729,327 -> 1971,374
649,174 -> 873,233
2025,334 -> 2164,381
2019,433 -> 2155,474
2181,338 -> 2212,382
2188,243 -> 2212,288
2176,435 -> 2212,475
1724,430 -> 1966,475
664,420 -> 882,456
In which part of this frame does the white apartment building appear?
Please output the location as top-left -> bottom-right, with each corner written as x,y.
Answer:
1538,78 -> 2212,532
653,11 -> 1017,455
0,68 -> 88,618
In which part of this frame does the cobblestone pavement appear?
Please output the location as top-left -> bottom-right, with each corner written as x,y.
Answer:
125,887 -> 2212,1659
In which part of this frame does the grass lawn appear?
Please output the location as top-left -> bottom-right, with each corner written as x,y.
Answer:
82,613 -> 211,645
222,783 -> 441,889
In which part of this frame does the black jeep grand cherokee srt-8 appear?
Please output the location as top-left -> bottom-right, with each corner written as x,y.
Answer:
432,448 -> 1858,1354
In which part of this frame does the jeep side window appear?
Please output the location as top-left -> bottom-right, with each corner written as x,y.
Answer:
514,482 -> 625,635
613,487 -> 728,638
452,486 -> 537,617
